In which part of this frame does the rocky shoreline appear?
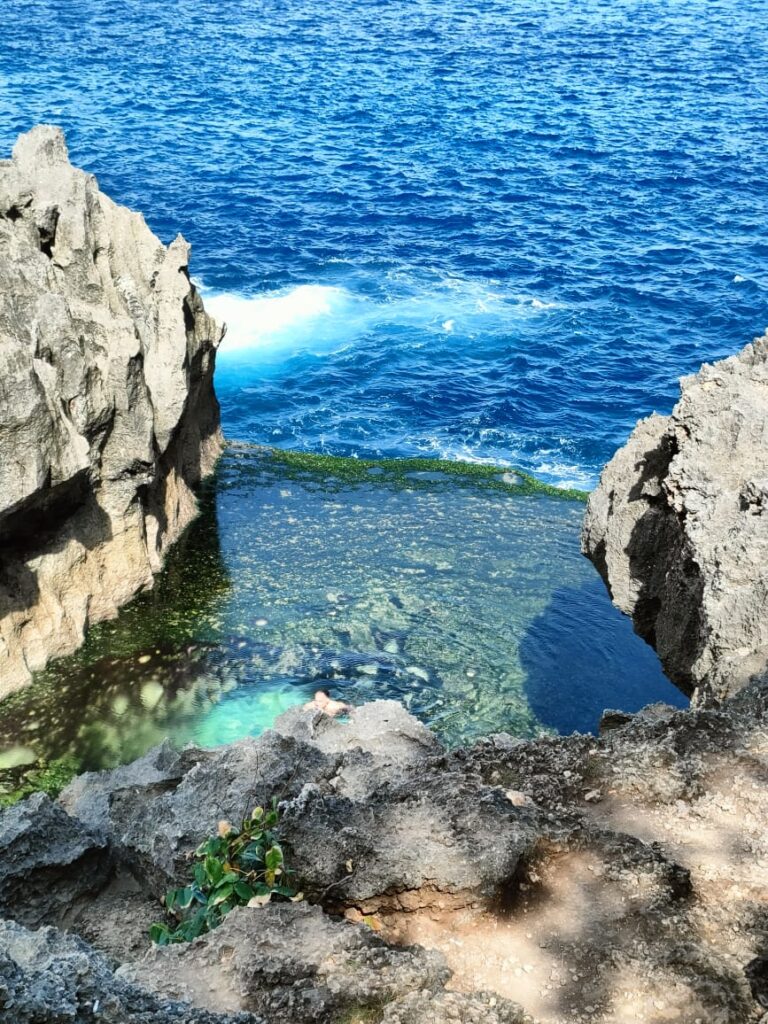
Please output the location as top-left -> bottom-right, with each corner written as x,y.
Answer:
583,330 -> 768,705
0,127 -> 222,695
0,682 -> 766,1023
1,127 -> 767,1023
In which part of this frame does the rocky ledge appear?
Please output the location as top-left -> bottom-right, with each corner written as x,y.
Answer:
0,126 -> 223,695
0,693 -> 766,1023
583,331 -> 768,704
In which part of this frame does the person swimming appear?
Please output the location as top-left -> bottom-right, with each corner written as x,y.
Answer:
304,688 -> 352,717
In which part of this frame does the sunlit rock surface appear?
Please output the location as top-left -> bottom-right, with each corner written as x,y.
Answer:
0,126 -> 223,694
583,331 -> 768,703
0,691 -> 765,1022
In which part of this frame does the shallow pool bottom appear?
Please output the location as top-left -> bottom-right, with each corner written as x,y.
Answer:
0,448 -> 686,776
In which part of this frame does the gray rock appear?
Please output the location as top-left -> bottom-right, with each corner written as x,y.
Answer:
66,705 -> 540,907
582,330 -> 768,702
280,764 -> 540,907
597,708 -> 635,734
0,126 -> 223,696
59,740 -> 202,834
0,918 -> 260,1023
66,731 -> 335,893
381,990 -> 531,1024
273,699 -> 441,763
118,902 -> 450,1023
0,792 -> 110,927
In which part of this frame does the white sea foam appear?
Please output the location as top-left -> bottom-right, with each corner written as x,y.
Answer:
532,460 -> 596,492
206,284 -> 360,357
206,273 -> 561,362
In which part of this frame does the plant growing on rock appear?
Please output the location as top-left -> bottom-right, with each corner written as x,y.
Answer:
149,799 -> 299,945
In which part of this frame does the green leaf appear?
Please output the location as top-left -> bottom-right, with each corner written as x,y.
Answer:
164,888 -> 181,912
183,908 -> 209,941
234,881 -> 255,902
205,855 -> 224,885
265,845 -> 284,872
240,842 -> 266,868
176,886 -> 197,910
211,883 -> 235,906
272,884 -> 298,898
193,862 -> 207,888
149,923 -> 171,945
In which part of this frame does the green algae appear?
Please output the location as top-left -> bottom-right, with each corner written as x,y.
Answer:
0,754 -> 81,808
227,444 -> 590,502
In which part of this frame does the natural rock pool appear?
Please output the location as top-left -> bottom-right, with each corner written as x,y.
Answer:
0,448 -> 686,779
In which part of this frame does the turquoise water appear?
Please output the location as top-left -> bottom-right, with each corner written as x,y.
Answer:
0,451 -> 684,774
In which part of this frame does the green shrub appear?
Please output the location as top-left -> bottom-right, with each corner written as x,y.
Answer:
149,799 -> 299,945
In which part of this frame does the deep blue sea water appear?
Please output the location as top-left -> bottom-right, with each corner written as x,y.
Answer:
1,0 -> 766,766
3,0 -> 768,488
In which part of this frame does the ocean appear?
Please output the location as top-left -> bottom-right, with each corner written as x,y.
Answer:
1,0 -> 766,765
3,0 -> 767,489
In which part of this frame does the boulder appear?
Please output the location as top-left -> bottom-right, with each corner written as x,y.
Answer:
582,331 -> 768,702
0,126 -> 223,695
0,792 -> 110,927
272,699 -> 441,763
279,764 -> 540,908
62,730 -> 337,893
61,704 -> 542,907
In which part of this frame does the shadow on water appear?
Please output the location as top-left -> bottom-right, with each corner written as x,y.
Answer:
519,578 -> 688,736
0,481 -> 234,773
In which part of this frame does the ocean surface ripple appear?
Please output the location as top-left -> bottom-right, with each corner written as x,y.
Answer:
2,0 -> 768,485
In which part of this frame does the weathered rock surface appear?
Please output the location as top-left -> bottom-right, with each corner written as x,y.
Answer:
582,331 -> 768,702
0,918 -> 259,1024
0,791 -> 109,928
1,690 -> 767,1022
61,701 -> 541,906
0,126 -> 223,694
117,902 -> 451,1022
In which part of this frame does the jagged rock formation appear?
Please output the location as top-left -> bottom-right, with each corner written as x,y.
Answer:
0,919 -> 257,1024
1,696 -> 765,1022
582,331 -> 768,703
0,126 -> 223,695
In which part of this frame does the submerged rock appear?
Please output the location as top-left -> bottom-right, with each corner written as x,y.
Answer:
582,331 -> 768,703
0,126 -> 223,696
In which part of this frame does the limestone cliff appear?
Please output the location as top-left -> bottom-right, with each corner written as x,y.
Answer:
0,126 -> 223,695
582,330 -> 768,704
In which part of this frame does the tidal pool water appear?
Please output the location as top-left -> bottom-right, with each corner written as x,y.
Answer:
0,449 -> 685,775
